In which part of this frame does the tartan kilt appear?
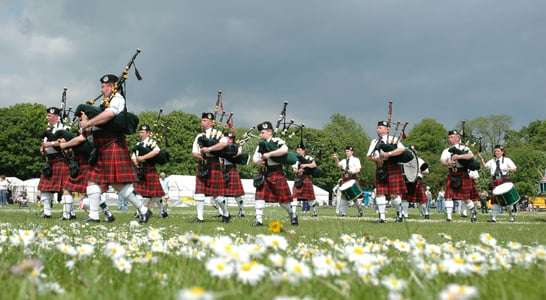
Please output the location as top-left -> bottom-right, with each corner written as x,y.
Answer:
403,177 -> 427,204
88,136 -> 138,192
195,159 -> 226,197
445,170 -> 474,200
64,155 -> 90,194
292,174 -> 315,201
224,167 -> 245,197
256,169 -> 292,204
134,165 -> 165,197
490,178 -> 510,205
375,163 -> 407,195
470,182 -> 480,202
38,156 -> 68,193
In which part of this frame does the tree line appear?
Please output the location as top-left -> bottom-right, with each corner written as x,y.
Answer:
1,103 -> 545,198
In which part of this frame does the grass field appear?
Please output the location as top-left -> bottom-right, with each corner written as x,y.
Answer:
1,203 -> 546,300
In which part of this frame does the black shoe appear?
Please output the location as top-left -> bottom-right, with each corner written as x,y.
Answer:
222,214 -> 231,223
160,211 -> 168,218
70,214 -> 77,220
59,216 -> 71,221
446,218 -> 452,222
84,217 -> 100,223
41,214 -> 51,219
215,213 -> 223,218
396,213 -> 403,223
291,214 -> 299,226
510,217 -> 515,223
238,210 -> 245,218
104,214 -> 116,223
312,213 -> 318,217
133,212 -> 140,219
252,221 -> 263,226
139,210 -> 152,224
358,210 -> 363,217
341,214 -> 346,217
488,219 -> 497,223
424,214 -> 430,219
374,219 -> 386,223
191,218 -> 204,223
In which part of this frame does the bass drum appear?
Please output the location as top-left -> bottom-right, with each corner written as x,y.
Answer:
401,148 -> 419,183
339,179 -> 362,200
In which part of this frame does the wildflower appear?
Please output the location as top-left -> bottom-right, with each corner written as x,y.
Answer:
261,234 -> 289,251
269,220 -> 282,233
113,257 -> 132,273
205,257 -> 234,279
176,286 -> 215,300
10,259 -> 44,275
105,242 -> 126,259
284,257 -> 312,284
236,260 -> 268,285
479,233 -> 497,247
56,243 -> 78,257
381,274 -> 407,292
76,244 -> 94,259
438,284 -> 479,300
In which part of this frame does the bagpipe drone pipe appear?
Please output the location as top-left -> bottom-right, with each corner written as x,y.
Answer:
372,119 -> 415,164
131,108 -> 171,165
74,49 -> 143,135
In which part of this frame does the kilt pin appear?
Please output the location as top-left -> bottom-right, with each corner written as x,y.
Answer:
403,177 -> 427,204
134,164 -> 165,197
292,174 -> 315,201
63,154 -> 90,194
38,155 -> 69,192
375,162 -> 407,195
224,165 -> 245,197
445,170 -> 474,200
195,158 -> 226,197
256,167 -> 292,204
88,136 -> 139,192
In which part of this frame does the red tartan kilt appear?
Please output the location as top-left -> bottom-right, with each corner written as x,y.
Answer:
375,163 -> 407,195
195,159 -> 226,197
445,170 -> 474,200
256,169 -> 292,203
38,157 -> 69,192
134,165 -> 165,197
224,167 -> 245,197
403,178 -> 427,204
88,136 -> 138,191
491,178 -> 510,204
470,184 -> 480,202
293,174 -> 315,200
64,156 -> 90,194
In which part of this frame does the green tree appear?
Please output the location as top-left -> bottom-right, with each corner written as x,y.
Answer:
464,115 -> 512,153
0,103 -> 48,179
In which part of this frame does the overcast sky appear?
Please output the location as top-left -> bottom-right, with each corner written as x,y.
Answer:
2,0 -> 545,136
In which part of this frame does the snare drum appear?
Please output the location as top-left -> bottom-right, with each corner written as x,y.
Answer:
492,182 -> 521,207
339,179 -> 361,200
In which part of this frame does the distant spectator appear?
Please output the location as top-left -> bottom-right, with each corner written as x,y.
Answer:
0,175 -> 10,207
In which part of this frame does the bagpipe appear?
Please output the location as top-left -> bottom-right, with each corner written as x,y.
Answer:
198,90 -> 250,165
132,108 -> 170,165
371,101 -> 414,163
53,130 -> 93,157
74,49 -> 142,135
448,120 -> 481,171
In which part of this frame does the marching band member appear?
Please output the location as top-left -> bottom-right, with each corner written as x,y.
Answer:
252,121 -> 297,226
440,130 -> 477,222
79,74 -> 151,223
223,132 -> 246,218
401,145 -> 430,220
477,145 -> 517,222
57,129 -> 114,222
332,145 -> 363,217
132,124 -> 168,219
367,121 -> 407,223
38,107 -> 69,218
292,143 -> 318,217
191,113 -> 230,223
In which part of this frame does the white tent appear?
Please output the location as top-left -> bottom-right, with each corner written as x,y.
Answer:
165,175 -> 329,207
11,178 -> 41,202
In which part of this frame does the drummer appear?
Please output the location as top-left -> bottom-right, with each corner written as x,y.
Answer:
367,121 -> 407,223
332,145 -> 363,217
477,145 -> 517,222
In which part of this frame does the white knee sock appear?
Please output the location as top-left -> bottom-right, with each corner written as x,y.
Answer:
215,196 -> 229,216
402,201 -> 410,217
255,200 -> 265,223
491,204 -> 500,220
86,185 -> 102,220
445,200 -> 454,220
291,200 -> 298,214
376,196 -> 387,220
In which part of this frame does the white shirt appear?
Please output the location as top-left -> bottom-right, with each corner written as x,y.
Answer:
366,135 -> 405,160
338,156 -> 361,173
159,178 -> 169,194
192,127 -> 228,157
440,143 -> 471,168
252,137 -> 288,166
44,121 -> 68,155
292,154 -> 314,170
484,157 -> 516,177
132,136 -> 160,159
